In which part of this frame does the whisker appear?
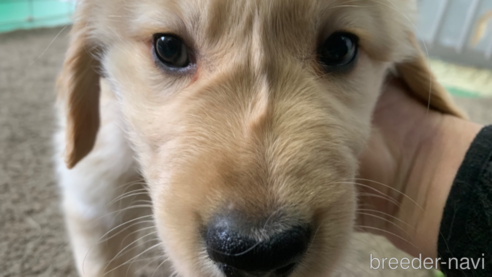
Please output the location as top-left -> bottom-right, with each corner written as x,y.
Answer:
353,225 -> 423,254
107,190 -> 149,207
121,225 -> 157,246
354,178 -> 424,211
356,208 -> 416,231
28,25 -> 69,68
100,220 -> 155,243
152,257 -> 170,277
356,212 -> 411,237
103,232 -> 159,273
98,215 -> 154,242
332,181 -> 404,208
103,243 -> 162,276
304,224 -> 323,256
358,192 -> 401,208
140,255 -> 167,276
82,215 -> 154,274
105,204 -> 153,217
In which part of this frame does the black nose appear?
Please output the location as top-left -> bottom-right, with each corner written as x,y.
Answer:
205,216 -> 311,277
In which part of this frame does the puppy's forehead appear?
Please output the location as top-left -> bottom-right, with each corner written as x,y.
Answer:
85,0 -> 413,65
129,0 -> 409,45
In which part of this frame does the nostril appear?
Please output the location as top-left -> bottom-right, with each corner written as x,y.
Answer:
205,219 -> 311,275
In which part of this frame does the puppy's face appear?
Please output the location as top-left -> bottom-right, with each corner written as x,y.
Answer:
59,0 -> 462,276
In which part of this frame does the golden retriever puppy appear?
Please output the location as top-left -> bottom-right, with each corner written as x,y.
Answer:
54,0 -> 464,276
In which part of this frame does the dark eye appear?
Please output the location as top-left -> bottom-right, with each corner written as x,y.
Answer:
318,32 -> 359,71
154,34 -> 191,68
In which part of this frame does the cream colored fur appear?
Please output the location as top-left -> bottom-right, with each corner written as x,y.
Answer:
55,0 -> 464,276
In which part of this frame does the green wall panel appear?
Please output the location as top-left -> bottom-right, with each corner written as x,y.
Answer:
0,0 -> 74,33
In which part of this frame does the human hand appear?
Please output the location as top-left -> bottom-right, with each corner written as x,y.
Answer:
357,78 -> 482,258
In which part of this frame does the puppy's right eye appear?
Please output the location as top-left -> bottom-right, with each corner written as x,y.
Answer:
318,32 -> 359,72
154,34 -> 191,69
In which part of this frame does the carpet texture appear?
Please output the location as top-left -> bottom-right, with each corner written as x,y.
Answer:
1,27 -> 491,277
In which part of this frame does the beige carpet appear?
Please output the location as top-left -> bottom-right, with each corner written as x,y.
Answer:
1,27 -> 491,277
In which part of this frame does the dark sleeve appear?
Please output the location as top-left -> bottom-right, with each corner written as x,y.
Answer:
438,125 -> 492,277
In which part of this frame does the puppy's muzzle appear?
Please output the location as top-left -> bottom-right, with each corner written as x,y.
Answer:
205,213 -> 312,277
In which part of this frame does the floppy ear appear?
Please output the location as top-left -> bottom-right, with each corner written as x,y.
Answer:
57,5 -> 101,169
395,35 -> 467,118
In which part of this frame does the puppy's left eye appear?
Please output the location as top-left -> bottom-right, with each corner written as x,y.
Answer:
318,32 -> 359,71
154,34 -> 191,68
